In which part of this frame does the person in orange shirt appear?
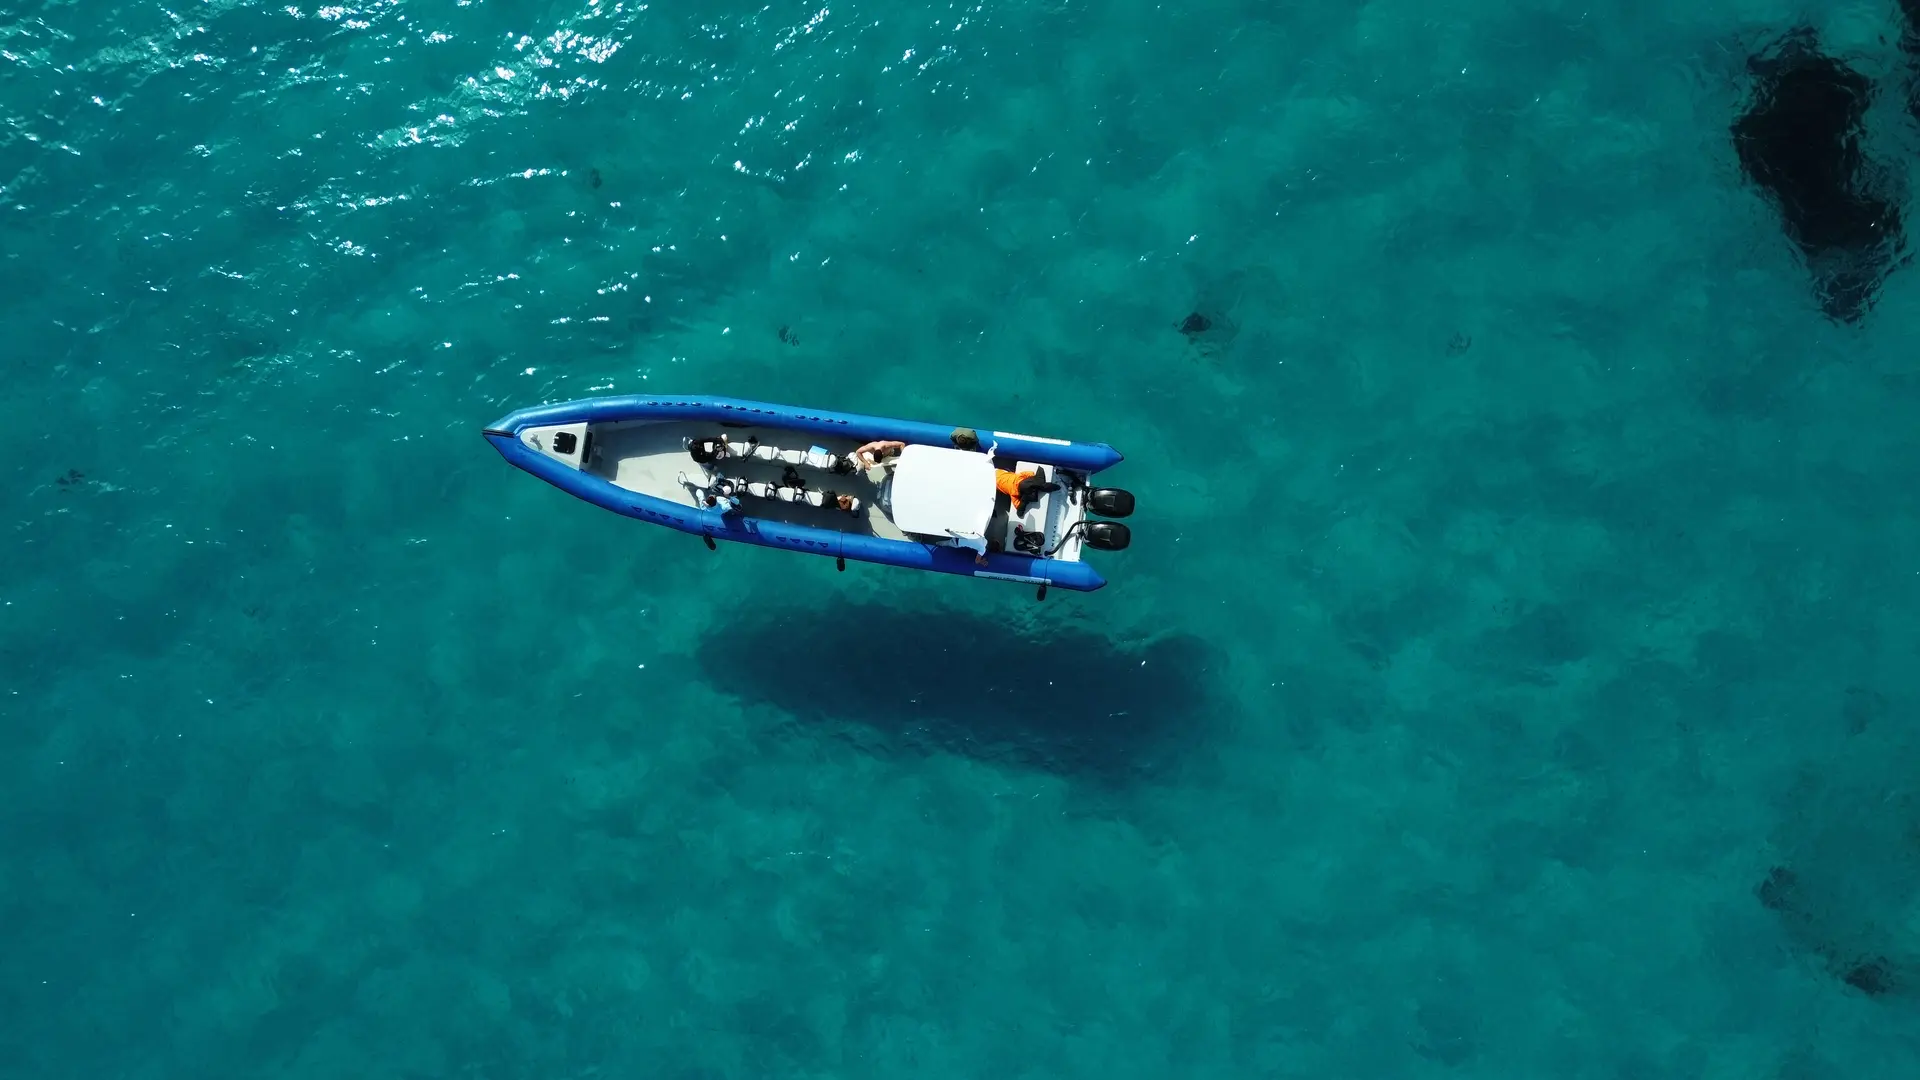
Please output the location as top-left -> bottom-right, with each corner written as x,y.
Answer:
996,468 -> 1060,513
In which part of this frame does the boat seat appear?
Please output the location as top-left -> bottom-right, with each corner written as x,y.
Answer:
720,437 -> 851,474
733,476 -> 862,515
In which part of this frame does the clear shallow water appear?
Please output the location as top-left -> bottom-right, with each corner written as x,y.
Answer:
7,0 -> 1920,1075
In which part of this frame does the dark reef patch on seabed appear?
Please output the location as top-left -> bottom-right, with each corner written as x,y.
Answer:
1756,708 -> 1920,999
1730,28 -> 1907,324
1757,866 -> 1906,997
696,601 -> 1220,784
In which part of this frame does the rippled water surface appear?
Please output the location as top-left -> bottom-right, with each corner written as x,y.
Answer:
8,0 -> 1920,1076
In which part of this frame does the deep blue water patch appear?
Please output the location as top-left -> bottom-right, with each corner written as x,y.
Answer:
697,602 -> 1218,785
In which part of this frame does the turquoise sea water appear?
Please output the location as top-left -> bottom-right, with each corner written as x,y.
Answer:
8,0 -> 1920,1075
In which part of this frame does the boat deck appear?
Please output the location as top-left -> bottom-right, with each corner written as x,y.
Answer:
507,413 -> 1091,562
585,419 -> 912,540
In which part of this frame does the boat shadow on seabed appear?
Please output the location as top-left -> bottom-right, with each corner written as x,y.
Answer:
695,601 -> 1221,787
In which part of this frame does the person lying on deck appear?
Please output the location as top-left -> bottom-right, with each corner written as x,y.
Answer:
995,469 -> 1061,513
850,439 -> 907,470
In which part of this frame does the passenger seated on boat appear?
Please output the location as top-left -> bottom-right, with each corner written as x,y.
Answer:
942,530 -> 991,567
949,427 -> 999,457
686,435 -> 732,465
995,469 -> 1060,513
677,472 -> 743,513
851,439 -> 907,470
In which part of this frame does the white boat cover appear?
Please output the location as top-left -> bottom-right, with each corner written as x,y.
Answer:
888,444 -> 995,541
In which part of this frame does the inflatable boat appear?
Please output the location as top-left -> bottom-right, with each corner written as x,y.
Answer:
482,395 -> 1135,595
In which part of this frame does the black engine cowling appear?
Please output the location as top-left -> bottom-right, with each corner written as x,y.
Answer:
1087,487 -> 1135,518
1084,521 -> 1131,551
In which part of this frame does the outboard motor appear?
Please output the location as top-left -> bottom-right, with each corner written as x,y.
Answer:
1087,487 -> 1135,518
1084,521 -> 1131,551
